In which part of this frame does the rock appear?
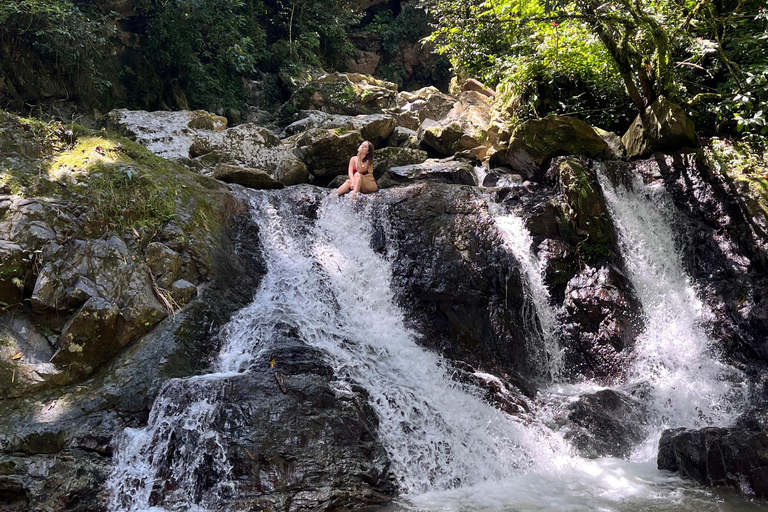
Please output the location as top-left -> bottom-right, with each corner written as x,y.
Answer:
171,279 -> 197,306
372,147 -> 429,179
416,91 -> 493,157
213,163 -> 285,190
418,118 -> 464,156
594,127 -> 625,160
378,160 -> 477,188
286,72 -> 397,116
191,123 -> 292,175
552,157 -> 615,264
0,241 -> 26,305
564,389 -> 649,458
29,237 -> 168,347
145,242 -> 183,289
187,110 -> 228,131
462,78 -> 496,98
657,425 -> 768,498
347,114 -> 396,146
372,184 -> 536,380
482,169 -> 523,188
557,265 -> 641,381
275,157 -> 310,186
51,297 -> 120,373
505,116 -> 609,179
622,96 -> 696,159
294,128 -> 364,178
387,126 -> 419,149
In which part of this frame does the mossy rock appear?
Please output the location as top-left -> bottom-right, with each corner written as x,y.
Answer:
505,116 -> 609,179
554,157 -> 615,264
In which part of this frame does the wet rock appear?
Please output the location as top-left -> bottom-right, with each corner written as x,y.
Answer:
505,116 -> 609,179
213,163 -> 285,190
565,389 -> 649,458
657,426 -> 768,498
372,147 -> 428,180
557,265 -> 641,382
374,183 -> 536,380
378,160 -> 477,188
623,97 -> 696,159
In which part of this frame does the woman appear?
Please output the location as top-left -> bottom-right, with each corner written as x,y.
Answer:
336,141 -> 378,198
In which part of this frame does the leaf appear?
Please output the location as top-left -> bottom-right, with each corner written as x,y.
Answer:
269,358 -> 276,369
10,352 -> 23,360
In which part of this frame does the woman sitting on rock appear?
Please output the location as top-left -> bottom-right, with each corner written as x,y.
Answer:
336,141 -> 378,198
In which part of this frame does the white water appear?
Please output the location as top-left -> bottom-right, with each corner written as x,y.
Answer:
490,205 -> 564,380
109,184 -> 758,512
596,167 -> 747,459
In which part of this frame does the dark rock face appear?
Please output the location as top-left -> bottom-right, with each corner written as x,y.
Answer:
557,265 -> 641,382
564,389 -> 649,458
374,184 -> 537,382
658,425 -> 768,497
117,337 -> 394,512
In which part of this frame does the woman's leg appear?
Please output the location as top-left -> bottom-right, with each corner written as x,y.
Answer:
336,179 -> 352,196
351,173 -> 362,199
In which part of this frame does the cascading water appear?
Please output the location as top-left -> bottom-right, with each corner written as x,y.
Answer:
108,181 -> 760,512
490,204 -> 564,380
596,165 -> 747,458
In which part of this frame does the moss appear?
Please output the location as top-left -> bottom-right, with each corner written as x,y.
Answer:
705,139 -> 768,220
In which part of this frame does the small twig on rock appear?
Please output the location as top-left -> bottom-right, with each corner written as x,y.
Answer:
274,372 -> 287,394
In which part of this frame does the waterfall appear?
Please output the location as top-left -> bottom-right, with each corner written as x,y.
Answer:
596,166 -> 747,457
108,181 -> 755,512
108,189 -> 565,510
490,205 -> 563,380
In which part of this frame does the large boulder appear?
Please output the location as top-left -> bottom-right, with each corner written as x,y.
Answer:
213,163 -> 285,190
50,297 -> 121,374
378,160 -> 477,188
622,96 -> 696,159
372,147 -> 429,179
658,425 -> 768,498
294,128 -> 364,178
371,184 -> 538,380
557,265 -> 641,382
504,116 -> 609,179
416,91 -> 493,157
189,123 -> 293,175
393,87 -> 456,130
280,111 -> 395,147
285,73 -> 398,116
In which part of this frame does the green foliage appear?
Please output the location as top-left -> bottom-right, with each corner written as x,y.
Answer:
124,0 -> 268,109
0,0 -> 116,106
367,6 -> 430,55
428,0 -> 768,140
